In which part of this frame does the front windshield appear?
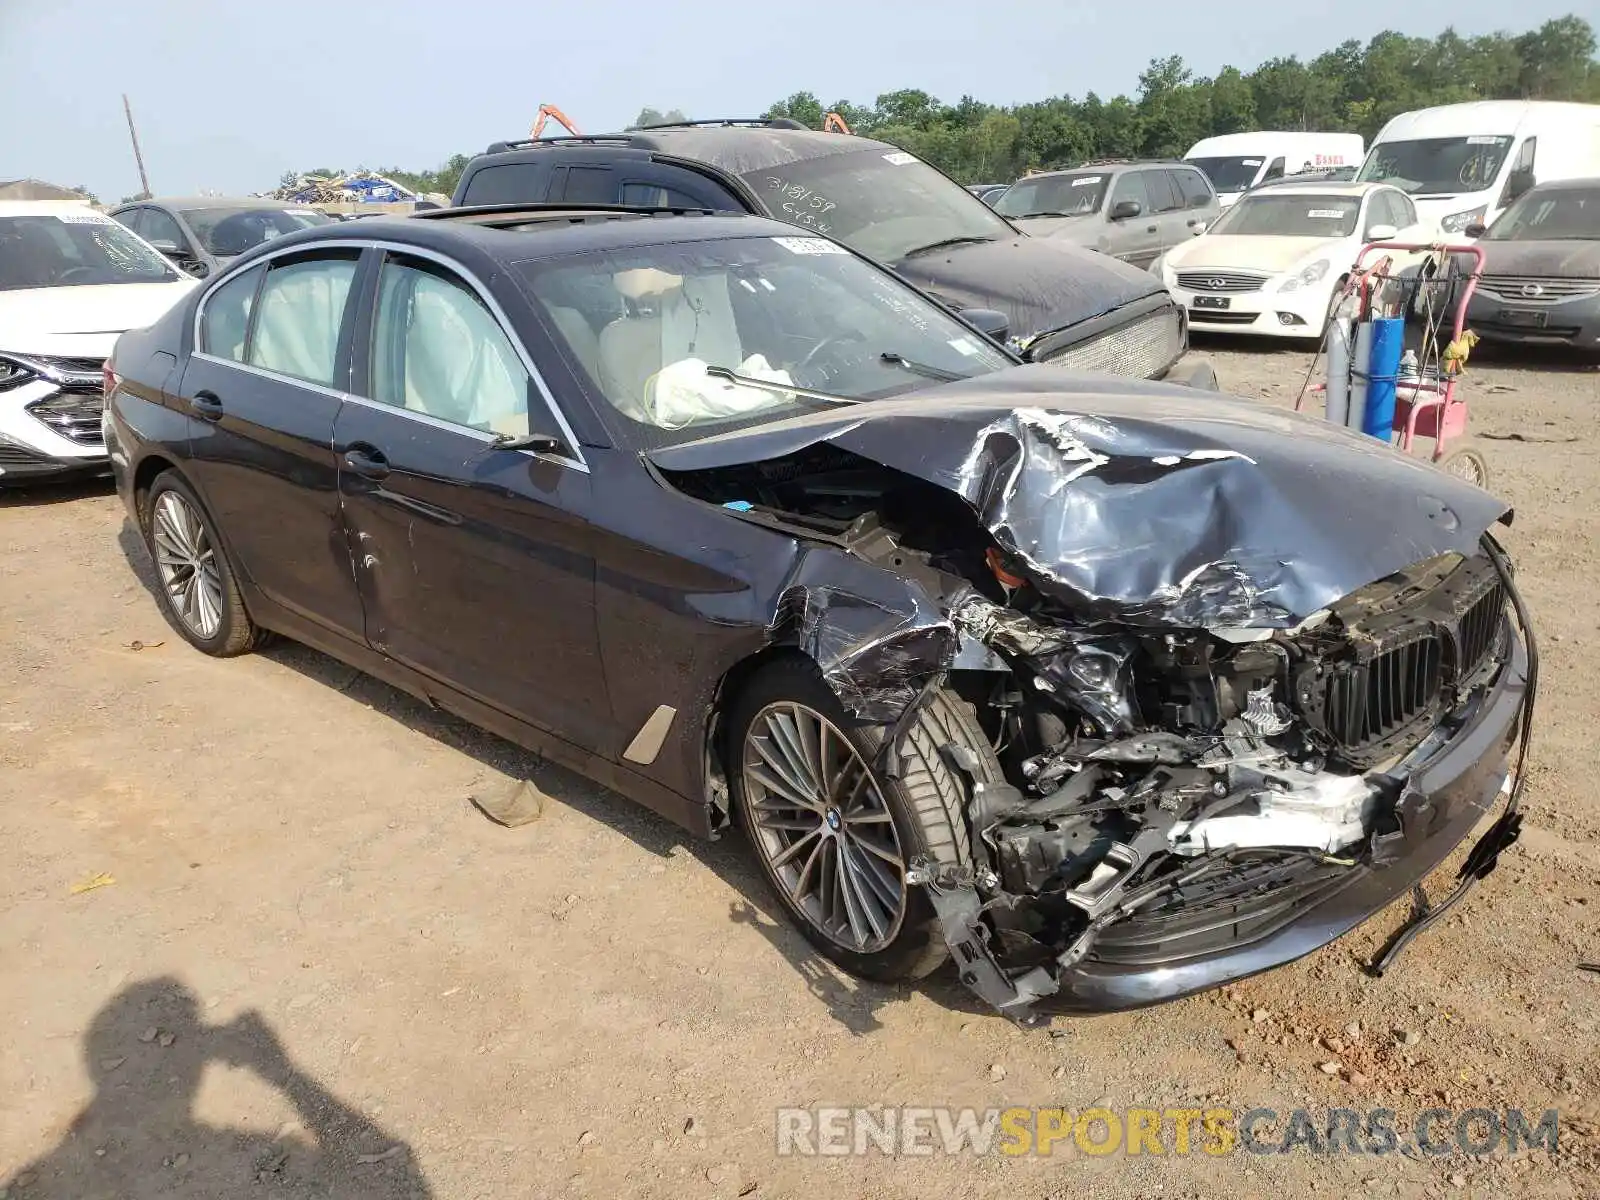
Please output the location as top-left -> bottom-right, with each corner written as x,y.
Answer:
184,206 -> 333,255
1187,156 -> 1265,192
737,147 -> 1013,263
517,234 -> 1013,447
0,211 -> 181,291
1208,193 -> 1362,237
1484,185 -> 1600,241
1356,136 -> 1512,195
994,173 -> 1108,218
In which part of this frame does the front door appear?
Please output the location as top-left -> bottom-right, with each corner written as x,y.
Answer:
180,248 -> 368,637
334,250 -> 610,752
1106,171 -> 1164,268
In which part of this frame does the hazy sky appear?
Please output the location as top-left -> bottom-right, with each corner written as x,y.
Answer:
0,0 -> 1580,202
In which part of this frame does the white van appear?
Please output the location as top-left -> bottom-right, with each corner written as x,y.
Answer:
1356,101 -> 1600,236
1185,132 -> 1365,207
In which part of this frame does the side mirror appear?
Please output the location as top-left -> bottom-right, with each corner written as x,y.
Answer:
1366,224 -> 1399,243
148,238 -> 182,256
1463,222 -> 1488,239
1190,222 -> 1208,237
962,307 -> 1010,343
180,259 -> 210,278
1110,199 -> 1142,221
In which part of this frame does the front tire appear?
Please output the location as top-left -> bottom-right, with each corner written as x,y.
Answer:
141,471 -> 259,656
728,657 -> 999,982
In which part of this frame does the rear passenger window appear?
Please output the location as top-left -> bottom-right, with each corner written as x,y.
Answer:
460,163 -> 547,205
1144,171 -> 1184,213
247,255 -> 358,387
561,166 -> 618,203
1174,169 -> 1214,209
620,181 -> 705,207
200,265 -> 264,361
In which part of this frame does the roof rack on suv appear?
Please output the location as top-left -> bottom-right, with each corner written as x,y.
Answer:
629,117 -> 802,131
415,201 -> 717,228
484,135 -> 639,153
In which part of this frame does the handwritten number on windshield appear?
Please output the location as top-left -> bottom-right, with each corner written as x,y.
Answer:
764,176 -> 837,235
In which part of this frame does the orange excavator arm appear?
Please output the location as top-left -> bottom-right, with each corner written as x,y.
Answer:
530,104 -> 582,139
822,111 -> 852,135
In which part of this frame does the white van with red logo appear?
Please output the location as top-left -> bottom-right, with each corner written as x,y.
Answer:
1185,132 -> 1366,207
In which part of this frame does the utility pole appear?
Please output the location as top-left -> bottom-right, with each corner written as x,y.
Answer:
122,94 -> 151,200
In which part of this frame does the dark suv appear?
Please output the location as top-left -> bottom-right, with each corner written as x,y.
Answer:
452,121 -> 1211,385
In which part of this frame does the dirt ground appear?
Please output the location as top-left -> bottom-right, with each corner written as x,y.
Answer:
2,340 -> 1597,1199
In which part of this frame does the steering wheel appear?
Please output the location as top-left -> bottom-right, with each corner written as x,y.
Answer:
793,332 -> 868,383
58,266 -> 98,284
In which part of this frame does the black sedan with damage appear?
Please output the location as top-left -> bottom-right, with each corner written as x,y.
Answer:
104,204 -> 1536,1023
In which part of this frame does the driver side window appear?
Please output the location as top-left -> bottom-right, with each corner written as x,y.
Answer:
142,208 -> 187,252
370,255 -> 531,439
1109,171 -> 1151,215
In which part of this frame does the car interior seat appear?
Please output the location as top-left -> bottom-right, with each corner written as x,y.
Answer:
598,272 -> 742,422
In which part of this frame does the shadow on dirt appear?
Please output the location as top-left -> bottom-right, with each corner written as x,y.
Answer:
0,474 -> 115,508
112,518 -> 990,1035
2,977 -> 431,1199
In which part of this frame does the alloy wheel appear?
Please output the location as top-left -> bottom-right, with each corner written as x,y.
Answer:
742,702 -> 908,953
151,491 -> 224,640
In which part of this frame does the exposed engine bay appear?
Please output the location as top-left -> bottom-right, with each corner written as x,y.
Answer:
663,432 -> 1526,1021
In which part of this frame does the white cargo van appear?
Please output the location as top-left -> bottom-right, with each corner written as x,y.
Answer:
1356,101 -> 1600,236
1185,132 -> 1365,206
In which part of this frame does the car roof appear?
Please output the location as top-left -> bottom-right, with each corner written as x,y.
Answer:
254,206 -> 816,266
1019,161 -> 1196,180
483,124 -> 894,176
0,200 -> 106,217
1238,181 -> 1381,197
122,196 -> 322,212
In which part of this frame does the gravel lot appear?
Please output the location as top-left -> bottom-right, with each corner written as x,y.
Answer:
2,341 -> 1597,1199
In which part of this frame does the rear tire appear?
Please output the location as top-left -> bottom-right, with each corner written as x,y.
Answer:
141,471 -> 260,657
728,656 -> 999,982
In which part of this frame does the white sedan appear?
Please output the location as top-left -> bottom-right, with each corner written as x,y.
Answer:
0,202 -> 198,484
1153,182 -> 1429,339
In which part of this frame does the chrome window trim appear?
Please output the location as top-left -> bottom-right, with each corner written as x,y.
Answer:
190,237 -> 590,473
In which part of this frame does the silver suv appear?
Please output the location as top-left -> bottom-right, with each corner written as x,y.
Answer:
994,161 -> 1220,270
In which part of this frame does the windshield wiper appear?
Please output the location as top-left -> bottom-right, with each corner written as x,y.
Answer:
879,352 -> 970,383
1017,210 -> 1076,218
900,235 -> 997,257
703,365 -> 858,406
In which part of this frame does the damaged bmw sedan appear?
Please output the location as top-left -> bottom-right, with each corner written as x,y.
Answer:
104,204 -> 1536,1023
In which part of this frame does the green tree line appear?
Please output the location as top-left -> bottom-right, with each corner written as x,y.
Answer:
288,16 -> 1597,194
765,15 -> 1599,182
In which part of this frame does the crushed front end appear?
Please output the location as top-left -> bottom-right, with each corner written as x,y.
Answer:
916,538 -> 1532,1020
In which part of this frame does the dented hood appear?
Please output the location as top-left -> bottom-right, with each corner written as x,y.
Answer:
889,234 -> 1163,342
648,366 -> 1511,628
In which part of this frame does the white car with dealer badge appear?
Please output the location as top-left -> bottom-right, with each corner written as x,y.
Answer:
0,201 -> 197,485
1153,182 -> 1428,340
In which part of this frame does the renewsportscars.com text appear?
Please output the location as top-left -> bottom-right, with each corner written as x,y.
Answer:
775,1105 -> 1561,1158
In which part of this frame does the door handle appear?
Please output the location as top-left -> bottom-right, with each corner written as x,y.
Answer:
1146,224 -> 1158,233
190,390 -> 224,421
343,446 -> 390,481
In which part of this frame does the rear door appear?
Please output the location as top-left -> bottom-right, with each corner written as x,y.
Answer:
1105,170 -> 1163,268
333,248 -> 611,751
1169,166 -> 1220,240
180,247 -> 368,637
1143,169 -> 1192,256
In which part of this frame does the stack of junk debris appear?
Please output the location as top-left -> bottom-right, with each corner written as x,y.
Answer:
262,172 -> 447,216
